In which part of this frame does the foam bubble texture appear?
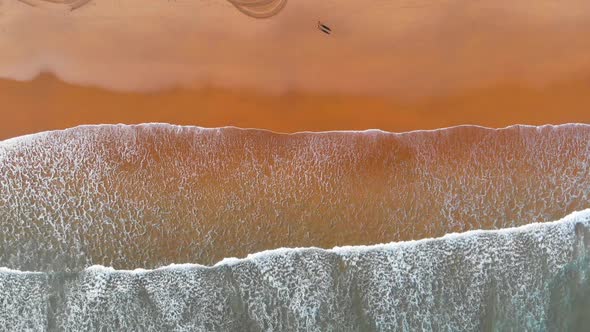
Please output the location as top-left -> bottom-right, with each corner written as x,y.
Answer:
1,209 -> 589,331
2,124 -> 590,270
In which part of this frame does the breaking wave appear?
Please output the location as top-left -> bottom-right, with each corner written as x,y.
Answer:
1,209 -> 589,331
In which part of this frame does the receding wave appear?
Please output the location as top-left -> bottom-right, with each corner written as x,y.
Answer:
1,209 -> 589,330
2,123 -> 590,270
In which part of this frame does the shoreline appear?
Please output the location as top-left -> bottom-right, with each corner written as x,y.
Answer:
1,74 -> 589,140
1,207 -> 587,273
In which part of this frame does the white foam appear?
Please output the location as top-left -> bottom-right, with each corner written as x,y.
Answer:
2,122 -> 590,272
3,207 -> 580,274
0,267 -> 44,275
0,208 -> 587,331
1,122 -> 589,145
214,208 -> 590,269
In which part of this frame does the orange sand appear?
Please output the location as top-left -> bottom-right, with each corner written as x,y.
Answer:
1,0 -> 590,140
1,74 -> 589,140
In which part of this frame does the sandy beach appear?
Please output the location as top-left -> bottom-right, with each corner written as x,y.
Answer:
1,0 -> 590,139
3,2 -> 590,329
1,73 -> 590,140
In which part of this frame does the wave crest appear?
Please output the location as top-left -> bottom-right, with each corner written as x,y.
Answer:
1,208 -> 589,330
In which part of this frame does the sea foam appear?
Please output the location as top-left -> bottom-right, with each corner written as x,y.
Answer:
0,208 -> 588,331
1,123 -> 590,270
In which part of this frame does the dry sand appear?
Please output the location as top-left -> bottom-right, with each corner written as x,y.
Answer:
2,0 -> 589,94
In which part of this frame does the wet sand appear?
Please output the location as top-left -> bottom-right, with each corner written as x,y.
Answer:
1,74 -> 590,140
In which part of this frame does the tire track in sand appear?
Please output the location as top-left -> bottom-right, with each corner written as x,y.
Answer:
16,0 -> 92,11
15,0 -> 288,17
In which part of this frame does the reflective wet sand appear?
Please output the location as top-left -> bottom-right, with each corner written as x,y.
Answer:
1,74 -> 590,140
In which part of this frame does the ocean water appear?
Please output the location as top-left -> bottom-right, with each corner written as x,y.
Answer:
1,124 -> 590,270
1,123 -> 590,331
0,209 -> 589,331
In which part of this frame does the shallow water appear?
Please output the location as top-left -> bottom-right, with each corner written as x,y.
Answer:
2,123 -> 590,270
